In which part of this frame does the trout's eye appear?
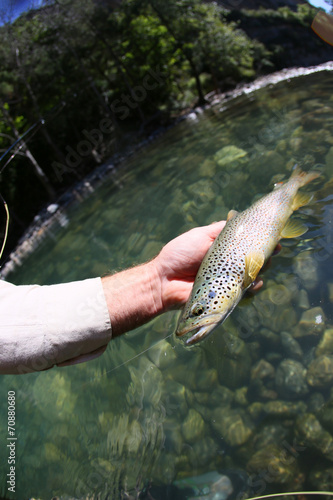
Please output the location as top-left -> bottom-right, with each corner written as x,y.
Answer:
191,303 -> 205,316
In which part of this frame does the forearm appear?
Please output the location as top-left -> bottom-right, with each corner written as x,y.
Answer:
0,278 -> 111,374
101,259 -> 164,337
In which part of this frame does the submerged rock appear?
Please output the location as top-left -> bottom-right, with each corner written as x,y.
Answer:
293,251 -> 319,291
199,158 -> 217,178
251,359 -> 275,380
263,400 -> 307,418
246,444 -> 300,485
318,401 -> 333,435
298,289 -> 310,310
127,357 -> 163,407
174,471 -> 233,500
280,331 -> 303,360
187,179 -> 216,203
309,466 -> 333,491
328,283 -> 333,303
212,408 -> 253,446
196,368 -> 219,391
214,145 -> 248,168
316,328 -> 333,357
163,380 -> 189,417
206,385 -> 234,409
234,387 -> 249,407
252,424 -> 289,450
217,333 -> 252,390
295,413 -> 333,462
192,437 -> 218,467
307,392 -> 325,413
181,409 -> 205,444
147,339 -> 177,370
307,355 -> 333,388
275,359 -> 308,399
295,307 -> 325,338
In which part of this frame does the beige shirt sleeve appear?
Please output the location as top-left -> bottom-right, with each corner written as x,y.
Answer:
0,277 -> 112,374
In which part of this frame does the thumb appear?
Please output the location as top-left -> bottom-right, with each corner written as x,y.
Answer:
206,220 -> 226,239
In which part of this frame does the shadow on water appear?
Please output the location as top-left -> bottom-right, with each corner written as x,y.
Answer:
2,66 -> 333,499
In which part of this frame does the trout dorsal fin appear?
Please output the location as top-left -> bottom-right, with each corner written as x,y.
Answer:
281,218 -> 308,238
227,210 -> 239,222
292,192 -> 314,211
244,251 -> 265,288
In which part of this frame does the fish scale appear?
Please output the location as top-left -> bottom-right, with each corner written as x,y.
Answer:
176,167 -> 320,345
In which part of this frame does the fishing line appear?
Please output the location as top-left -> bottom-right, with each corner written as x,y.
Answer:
79,332 -> 175,390
0,120 -> 41,174
244,491 -> 333,500
0,194 -> 9,264
105,331 -> 174,375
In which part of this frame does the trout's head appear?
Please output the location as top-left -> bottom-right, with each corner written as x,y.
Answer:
175,277 -> 243,345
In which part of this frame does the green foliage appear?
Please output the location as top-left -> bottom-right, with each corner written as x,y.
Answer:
243,3 -> 318,25
0,0 -> 316,256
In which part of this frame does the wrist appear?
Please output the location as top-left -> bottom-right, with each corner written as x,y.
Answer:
101,259 -> 164,338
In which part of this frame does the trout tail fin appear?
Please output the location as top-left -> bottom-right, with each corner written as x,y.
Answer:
290,165 -> 320,187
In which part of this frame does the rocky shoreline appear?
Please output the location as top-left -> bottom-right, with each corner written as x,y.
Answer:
1,60 -> 333,281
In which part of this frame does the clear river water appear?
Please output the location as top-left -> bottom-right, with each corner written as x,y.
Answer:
2,67 -> 333,500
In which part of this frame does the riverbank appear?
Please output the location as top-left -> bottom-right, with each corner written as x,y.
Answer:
1,60 -> 332,281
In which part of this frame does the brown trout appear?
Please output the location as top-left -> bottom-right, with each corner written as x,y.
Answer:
176,167 -> 319,345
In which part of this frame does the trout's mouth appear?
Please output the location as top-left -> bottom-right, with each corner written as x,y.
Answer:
176,313 -> 224,346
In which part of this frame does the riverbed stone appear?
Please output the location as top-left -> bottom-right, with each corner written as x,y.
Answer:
307,355 -> 333,388
293,251 -> 319,291
258,328 -> 280,347
309,466 -> 333,491
280,331 -> 303,360
196,368 -> 218,391
214,145 -> 248,168
181,409 -> 205,444
307,392 -> 325,413
251,359 -> 275,380
212,408 -> 253,446
316,329 -> 333,357
127,358 -> 163,407
263,400 -> 307,418
147,340 -> 177,370
295,413 -> 333,462
298,289 -> 310,309
275,359 -> 308,399
163,380 -> 188,417
248,402 -> 265,420
187,179 -> 216,203
234,387 -> 248,407
192,437 -> 218,467
328,283 -> 333,302
206,385 -> 234,409
199,158 -> 217,177
217,333 -> 252,389
295,307 -> 325,338
246,445 -> 299,484
267,283 -> 292,305
318,401 -> 333,435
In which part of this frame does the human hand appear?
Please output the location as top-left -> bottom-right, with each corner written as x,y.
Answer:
153,222 -> 281,311
153,222 -> 226,310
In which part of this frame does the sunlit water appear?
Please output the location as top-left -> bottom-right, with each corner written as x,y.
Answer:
2,69 -> 333,500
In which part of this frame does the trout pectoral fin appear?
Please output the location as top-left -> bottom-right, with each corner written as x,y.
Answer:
292,192 -> 314,210
244,251 -> 265,288
281,218 -> 308,238
227,209 -> 239,221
